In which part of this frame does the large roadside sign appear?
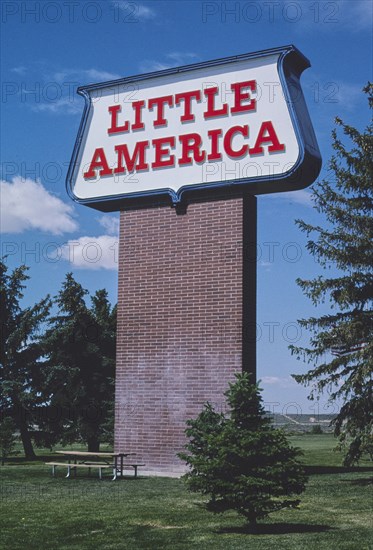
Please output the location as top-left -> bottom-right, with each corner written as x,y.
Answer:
66,44 -> 321,211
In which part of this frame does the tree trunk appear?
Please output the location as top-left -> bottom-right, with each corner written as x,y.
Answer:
18,414 -> 36,460
247,516 -> 258,533
11,395 -> 36,460
87,436 -> 100,453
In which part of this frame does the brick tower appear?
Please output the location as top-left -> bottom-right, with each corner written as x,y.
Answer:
114,195 -> 256,473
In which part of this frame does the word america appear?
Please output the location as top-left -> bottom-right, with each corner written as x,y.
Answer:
83,80 -> 285,179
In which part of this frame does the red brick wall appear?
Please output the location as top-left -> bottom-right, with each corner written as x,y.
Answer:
114,197 -> 254,472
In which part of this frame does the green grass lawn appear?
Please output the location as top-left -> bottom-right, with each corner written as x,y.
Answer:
1,435 -> 372,549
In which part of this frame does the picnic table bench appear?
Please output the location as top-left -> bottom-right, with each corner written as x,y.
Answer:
45,451 -> 145,480
46,461 -> 113,479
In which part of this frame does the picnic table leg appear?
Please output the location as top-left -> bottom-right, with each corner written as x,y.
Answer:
112,463 -> 117,481
52,465 -> 56,476
67,460 -> 75,478
133,465 -> 138,479
111,456 -> 118,481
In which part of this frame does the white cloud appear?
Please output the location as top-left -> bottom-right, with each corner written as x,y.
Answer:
113,1 -> 156,20
11,66 -> 27,75
60,236 -> 119,270
31,68 -> 121,115
261,376 -> 297,388
258,260 -> 272,271
0,177 -> 78,235
333,82 -> 364,111
167,52 -> 200,65
342,0 -> 372,31
290,0 -> 372,34
53,68 -> 120,85
97,215 -> 120,235
136,4 -> 156,19
140,60 -> 172,73
261,376 -> 282,384
53,68 -> 121,83
261,189 -> 313,207
83,69 -> 121,82
32,97 -> 82,115
140,52 -> 199,73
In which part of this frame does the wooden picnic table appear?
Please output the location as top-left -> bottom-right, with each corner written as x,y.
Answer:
46,450 -> 142,480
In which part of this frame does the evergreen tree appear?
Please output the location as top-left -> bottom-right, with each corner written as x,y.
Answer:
42,274 -> 116,451
179,373 -> 307,527
291,84 -> 373,466
0,417 -> 17,465
0,261 -> 51,459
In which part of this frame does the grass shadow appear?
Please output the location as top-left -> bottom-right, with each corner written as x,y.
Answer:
118,475 -> 149,481
305,465 -> 373,475
340,477 -> 373,486
4,455 -> 63,464
218,522 -> 333,535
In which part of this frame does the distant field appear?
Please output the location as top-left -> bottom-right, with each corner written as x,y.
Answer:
1,434 -> 372,550
272,414 -> 336,433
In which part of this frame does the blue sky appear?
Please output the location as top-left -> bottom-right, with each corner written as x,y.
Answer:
1,0 -> 372,413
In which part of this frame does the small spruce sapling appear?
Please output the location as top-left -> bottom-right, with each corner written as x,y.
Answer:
179,373 -> 307,526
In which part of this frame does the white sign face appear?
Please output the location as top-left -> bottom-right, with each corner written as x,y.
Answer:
67,45 -> 321,211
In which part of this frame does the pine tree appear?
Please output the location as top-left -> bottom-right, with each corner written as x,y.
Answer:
0,261 -> 51,459
179,373 -> 307,527
291,83 -> 373,466
42,274 -> 116,451
0,417 -> 17,465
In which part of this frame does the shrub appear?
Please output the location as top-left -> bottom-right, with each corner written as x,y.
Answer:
310,424 -> 323,434
179,373 -> 308,526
